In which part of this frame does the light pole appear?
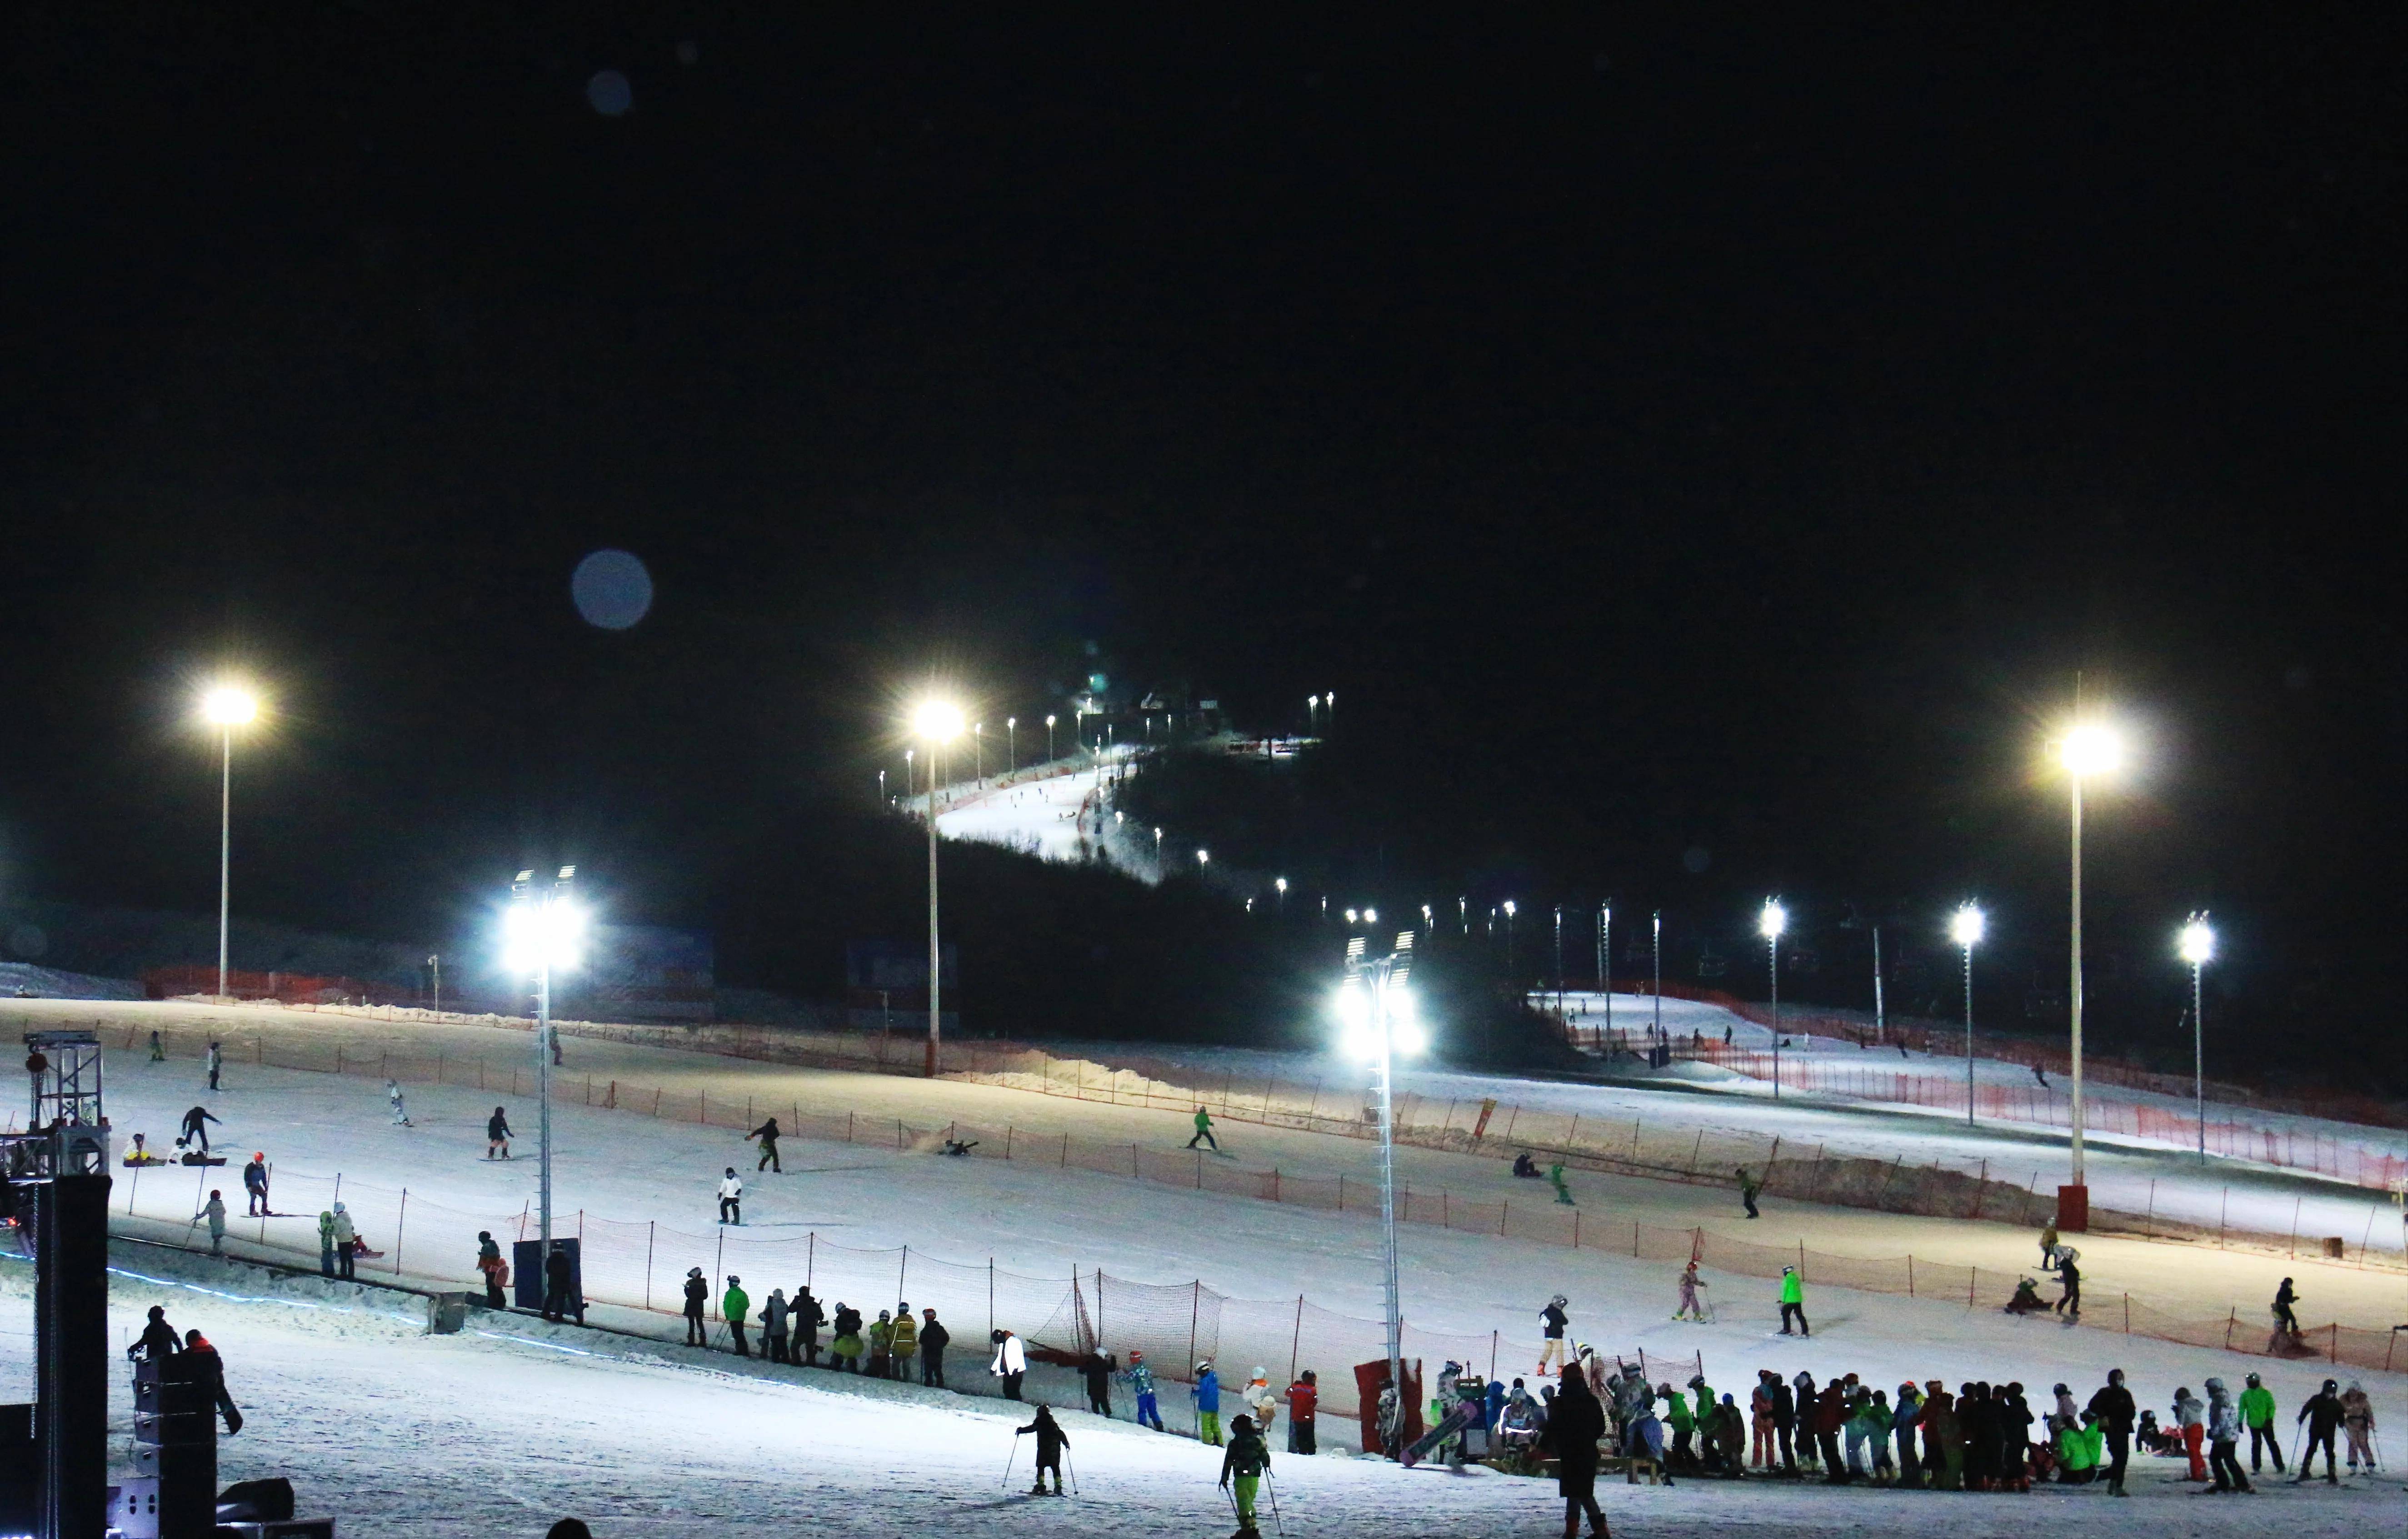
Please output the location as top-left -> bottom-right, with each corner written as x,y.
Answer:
974,722 -> 985,782
1872,925 -> 1887,1043
1007,717 -> 1017,772
506,866 -> 581,1250
1760,900 -> 1787,1097
2057,720 -> 2123,1218
2180,913 -> 2214,1158
1651,910 -> 1662,1054
426,953 -> 441,1016
1153,826 -> 1163,869
1503,900 -> 1517,983
1338,928 -> 1423,1410
1308,694 -> 1319,731
199,684 -> 259,1002
1553,905 -> 1564,1013
1045,714 -> 1057,761
1951,903 -> 1985,1127
914,700 -> 965,1078
1276,877 -> 1288,913
1598,906 -> 1611,1050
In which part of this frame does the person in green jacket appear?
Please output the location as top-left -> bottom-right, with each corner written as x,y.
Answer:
2238,1372 -> 2283,1473
722,1275 -> 752,1358
1186,1106 -> 1218,1151
1219,1413 -> 1270,1534
1689,1374 -> 1715,1431
1777,1265 -> 1809,1335
889,1301 -> 918,1381
1548,1161 -> 1575,1206
1664,1379 -> 1698,1468
2058,1409 -> 2101,1483
316,1210 -> 337,1278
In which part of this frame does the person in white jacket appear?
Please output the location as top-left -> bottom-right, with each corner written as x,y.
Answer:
386,1078 -> 413,1127
990,1328 -> 1027,1401
718,1168 -> 743,1225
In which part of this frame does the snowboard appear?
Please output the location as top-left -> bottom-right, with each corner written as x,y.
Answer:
1399,1399 -> 1482,1468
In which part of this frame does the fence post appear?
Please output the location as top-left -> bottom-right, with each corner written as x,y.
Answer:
899,1246 -> 909,1302
395,1189 -> 406,1276
989,1261 -> 995,1337
712,1229 -> 726,1318
1289,1296 -> 1305,1385
1499,1200 -> 1507,1237
1188,1282 -> 1200,1376
2288,1197 -> 2300,1257
2123,1294 -> 2130,1334
127,1163 -> 139,1217
1061,1133 -> 1068,1168
1906,1256 -> 1914,1297
1272,1169 -> 1280,1203
1573,1211 -> 1580,1249
808,1233 -> 815,1288
1687,1129 -> 1704,1175
645,1223 -> 655,1311
2224,1309 -> 2236,1350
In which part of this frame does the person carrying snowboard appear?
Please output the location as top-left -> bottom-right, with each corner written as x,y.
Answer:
476,1231 -> 507,1308
197,1188 -> 228,1257
682,1267 -> 709,1346
1123,1349 -> 1164,1430
747,1116 -> 782,1173
717,1168 -> 743,1225
241,1153 -> 269,1216
386,1079 -> 412,1126
1017,1404 -> 1070,1496
179,1105 -> 222,1155
1536,1294 -> 1569,1374
723,1275 -> 751,1357
487,1107 -> 512,1159
1186,1105 -> 1217,1151
1219,1413 -> 1271,1536
1193,1357 -> 1223,1445
1736,1166 -> 1761,1219
183,1328 -> 243,1435
1777,1265 -> 1808,1335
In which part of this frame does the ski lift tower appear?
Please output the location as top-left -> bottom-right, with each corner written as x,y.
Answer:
24,1031 -> 108,1163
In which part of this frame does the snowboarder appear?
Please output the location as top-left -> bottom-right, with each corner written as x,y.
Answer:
543,1243 -> 578,1323
830,1303 -> 864,1371
487,1107 -> 512,1159
1186,1106 -> 1217,1150
148,1029 -> 165,1063
386,1079 -> 412,1126
1736,1166 -> 1760,1219
1017,1404 -> 1070,1495
2003,1276 -> 2048,1313
2240,1372 -> 2282,1472
2088,1368 -> 2135,1495
1193,1357 -> 1223,1445
2339,1380 -> 2376,1473
178,1105 -> 222,1155
1777,1265 -> 1808,1335
2053,1253 -> 2082,1318
2038,1216 -> 2059,1268
1123,1349 -> 1164,1430
2271,1277 -> 2301,1338
206,1041 -> 222,1091
1512,1152 -> 1541,1178
1219,1413 -> 1270,1535
1548,1160 -> 1574,1206
475,1231 -> 507,1308
196,1189 -> 228,1256
796,1287 -> 826,1367
747,1117 -> 781,1173
918,1306 -> 947,1386
682,1267 -> 709,1345
330,1202 -> 358,1279
723,1276 -> 750,1357
241,1153 -> 269,1216
717,1168 -> 743,1225
182,1329 -> 243,1435
990,1328 -> 1026,1401
315,1209 -> 337,1278
2294,1378 -> 2343,1484
2205,1378 -> 2251,1492
1081,1349 -> 1115,1416
1674,1262 -> 1709,1322
1539,1368 -> 1609,1537
889,1300 -> 918,1381
1536,1294 -> 1569,1374
1286,1370 -> 1317,1454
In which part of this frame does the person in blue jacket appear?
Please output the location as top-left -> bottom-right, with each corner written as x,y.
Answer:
1120,1349 -> 1165,1430
1194,1358 -> 1224,1446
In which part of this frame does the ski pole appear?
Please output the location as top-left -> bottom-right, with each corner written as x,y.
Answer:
1001,1437 -> 1018,1491
1065,1447 -> 1078,1497
1264,1471 -> 1284,1537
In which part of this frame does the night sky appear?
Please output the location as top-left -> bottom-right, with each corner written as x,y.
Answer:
2,11 -> 2400,1081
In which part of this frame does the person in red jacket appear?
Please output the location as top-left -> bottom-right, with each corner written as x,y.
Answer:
1815,1380 -> 1850,1482
1286,1370 -> 1319,1455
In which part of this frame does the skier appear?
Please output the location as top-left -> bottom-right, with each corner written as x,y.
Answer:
2088,1367 -> 2135,1496
868,1310 -> 894,1377
475,1231 -> 507,1307
1193,1357 -> 1223,1445
723,1275 -> 750,1357
1186,1105 -> 1217,1151
1016,1404 -> 1070,1496
2239,1372 -> 2282,1472
2339,1380 -> 2375,1473
487,1106 -> 512,1159
330,1202 -> 358,1279
1538,1368 -> 1609,1538
889,1300 -> 918,1381
315,1209 -> 337,1278
197,1189 -> 227,1257
1286,1369 -> 1317,1454
761,1288 -> 789,1364
1124,1349 -> 1165,1430
178,1105 -> 222,1155
2294,1378 -> 2343,1484
386,1079 -> 412,1126
830,1303 -> 864,1371
1219,1412 -> 1271,1536
918,1306 -> 947,1386
1748,1371 -> 1776,1469
717,1168 -> 743,1225
181,1329 -> 243,1434
1736,1166 -> 1760,1219
1776,1265 -> 1808,1335
682,1267 -> 709,1346
795,1287 -> 826,1367
1536,1294 -> 1569,1374
1892,1380 -> 1924,1489
2172,1385 -> 2206,1481
543,1244 -> 578,1323
149,1029 -> 165,1063
240,1153 -> 269,1216
2271,1276 -> 2301,1338
747,1116 -> 782,1173
1663,1380 -> 1695,1469
206,1040 -> 223,1091
1081,1349 -> 1115,1416
989,1328 -> 1027,1400
128,1305 -> 182,1362
1674,1262 -> 1708,1322
1548,1160 -> 1575,1206
2204,1378 -> 2251,1492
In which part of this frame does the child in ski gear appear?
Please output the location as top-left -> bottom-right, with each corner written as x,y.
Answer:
990,1328 -> 1026,1400
1512,1152 -> 1540,1178
1286,1370 -> 1318,1454
206,1041 -> 222,1090
2271,1276 -> 2300,1337
149,1029 -> 165,1062
2339,1380 -> 2375,1471
1186,1105 -> 1217,1150
2205,1378 -> 2251,1492
1536,1295 -> 1569,1374
796,1287 -> 825,1366
1892,1381 -> 1924,1489
2089,1368 -> 2135,1495
487,1107 -> 512,1158
198,1189 -> 227,1256
682,1268 -> 709,1345
717,1168 -> 743,1224
1193,1358 -> 1223,1444
1219,1413 -> 1270,1533
1123,1349 -> 1164,1430
476,1231 -> 506,1307
917,1306 -> 946,1385
2295,1379 -> 2343,1483
1737,1166 -> 1760,1218
761,1288 -> 789,1363
241,1153 -> 269,1215
2039,1217 -> 2059,1268
1777,1265 -> 1808,1334
1018,1404 -> 1070,1494
831,1303 -> 864,1371
2239,1372 -> 2282,1471
1245,1367 -> 1278,1439
1674,1262 -> 1707,1321
1079,1349 -> 1116,1415
1539,1367 -> 1609,1537
723,1276 -> 751,1357
748,1117 -> 781,1173
386,1078 -> 411,1125
179,1105 -> 222,1154
2054,1253 -> 2083,1317
315,1210 -> 337,1278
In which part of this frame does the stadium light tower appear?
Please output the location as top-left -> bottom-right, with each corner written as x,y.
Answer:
1502,900 -> 1517,981
1276,876 -> 1289,913
1760,900 -> 1788,1098
1337,929 -> 1423,1410
2055,717 -> 2123,1221
199,683 -> 261,1003
1045,714 -> 1057,761
2180,913 -> 2214,1158
913,699 -> 966,1077
1950,903 -> 1986,1127
506,866 -> 582,1249
1006,716 -> 1017,772
1553,905 -> 1564,1013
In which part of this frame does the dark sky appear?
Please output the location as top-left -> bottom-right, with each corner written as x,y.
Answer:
1,11 -> 2400,1072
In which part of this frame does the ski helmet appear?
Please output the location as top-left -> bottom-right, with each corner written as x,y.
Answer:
1129,1349 -> 1143,1361
1550,1293 -> 1568,1307
2245,1372 -> 2261,1387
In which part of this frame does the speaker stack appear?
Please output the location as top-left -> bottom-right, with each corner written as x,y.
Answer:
116,1355 -> 215,1539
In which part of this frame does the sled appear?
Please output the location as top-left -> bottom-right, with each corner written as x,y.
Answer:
1399,1398 -> 1482,1468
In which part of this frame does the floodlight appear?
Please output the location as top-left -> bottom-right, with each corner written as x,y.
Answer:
1364,907 -> 1378,923
1759,900 -> 1787,940
912,700 -> 966,741
1950,903 -> 1986,948
2179,916 -> 2214,966
1196,849 -> 1210,864
1345,908 -> 1359,924
200,685 -> 258,726
2058,722 -> 2123,777
1503,900 -> 1516,917
504,896 -> 585,975
1276,877 -> 1288,892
